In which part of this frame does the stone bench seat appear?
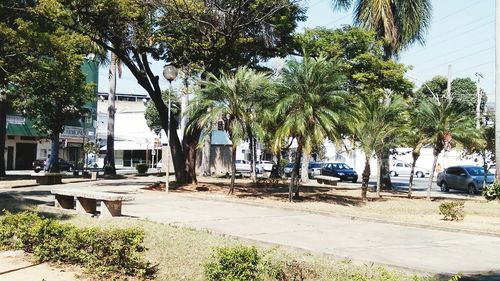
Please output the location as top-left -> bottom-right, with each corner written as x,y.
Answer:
315,175 -> 340,186
32,173 -> 62,185
51,189 -> 134,218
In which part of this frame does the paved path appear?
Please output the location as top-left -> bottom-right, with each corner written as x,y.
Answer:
1,176 -> 499,277
126,191 -> 500,275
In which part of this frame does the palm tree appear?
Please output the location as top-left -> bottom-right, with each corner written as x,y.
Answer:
192,67 -> 269,194
418,97 -> 475,199
349,94 -> 405,201
331,0 -> 432,58
273,55 -> 346,202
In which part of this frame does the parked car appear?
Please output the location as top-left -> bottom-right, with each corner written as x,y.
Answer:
308,162 -> 323,179
33,158 -> 74,173
436,165 -> 494,194
390,161 -> 430,178
235,159 -> 251,173
321,162 -> 358,183
284,163 -> 302,177
256,160 -> 273,173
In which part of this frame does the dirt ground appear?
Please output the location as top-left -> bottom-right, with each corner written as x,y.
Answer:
145,176 -> 500,235
0,250 -> 86,281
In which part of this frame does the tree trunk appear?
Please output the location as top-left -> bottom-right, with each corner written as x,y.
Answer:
183,127 -> 201,184
293,139 -> 304,199
379,148 -> 392,189
49,131 -> 60,173
248,127 -> 256,182
408,156 -> 418,199
0,95 -> 6,177
202,130 -> 211,176
376,156 -> 381,197
105,54 -> 117,175
427,151 -> 439,200
361,155 -> 371,202
229,143 -> 237,195
300,152 -> 309,183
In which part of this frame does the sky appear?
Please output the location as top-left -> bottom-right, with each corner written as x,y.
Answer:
97,0 -> 495,104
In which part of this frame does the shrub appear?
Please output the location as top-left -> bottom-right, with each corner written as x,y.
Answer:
204,245 -> 262,281
136,163 -> 149,174
0,211 -> 154,278
483,182 -> 500,201
439,201 -> 465,221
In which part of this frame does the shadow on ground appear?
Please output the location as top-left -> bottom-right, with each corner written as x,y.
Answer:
0,191 -> 72,220
436,272 -> 500,281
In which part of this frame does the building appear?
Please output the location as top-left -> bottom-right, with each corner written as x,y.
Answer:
3,60 -> 98,170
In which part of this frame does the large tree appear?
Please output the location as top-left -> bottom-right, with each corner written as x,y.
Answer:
273,55 -> 346,201
20,0 -> 304,184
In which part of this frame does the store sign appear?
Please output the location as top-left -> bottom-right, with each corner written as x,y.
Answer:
6,115 -> 25,125
61,126 -> 84,137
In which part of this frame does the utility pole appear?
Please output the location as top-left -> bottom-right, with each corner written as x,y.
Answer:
496,0 -> 500,181
476,72 -> 483,129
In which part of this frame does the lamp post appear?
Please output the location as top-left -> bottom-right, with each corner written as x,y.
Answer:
163,65 -> 178,193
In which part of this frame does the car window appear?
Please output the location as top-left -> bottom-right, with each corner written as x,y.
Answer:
446,167 -> 457,175
396,163 -> 403,167
456,168 -> 466,175
405,163 -> 411,168
309,163 -> 322,168
465,167 -> 493,176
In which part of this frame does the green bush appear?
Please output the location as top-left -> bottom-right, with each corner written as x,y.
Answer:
483,182 -> 500,201
204,245 -> 262,281
0,211 -> 154,277
135,163 -> 149,174
439,201 -> 465,221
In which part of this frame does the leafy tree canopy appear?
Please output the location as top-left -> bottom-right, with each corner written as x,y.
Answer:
294,26 -> 413,96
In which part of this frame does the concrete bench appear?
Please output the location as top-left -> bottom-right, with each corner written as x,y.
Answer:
51,189 -> 134,218
32,173 -> 62,185
315,175 -> 340,186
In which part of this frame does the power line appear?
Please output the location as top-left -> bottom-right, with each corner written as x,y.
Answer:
404,17 -> 494,57
454,61 -> 494,76
412,46 -> 494,75
431,0 -> 484,25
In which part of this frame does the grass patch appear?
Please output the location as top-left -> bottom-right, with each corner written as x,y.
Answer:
65,216 -> 439,281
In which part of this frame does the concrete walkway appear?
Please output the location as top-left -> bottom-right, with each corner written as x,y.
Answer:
2,176 -> 500,277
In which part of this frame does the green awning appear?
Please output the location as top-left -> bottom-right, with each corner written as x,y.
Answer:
7,121 -> 38,137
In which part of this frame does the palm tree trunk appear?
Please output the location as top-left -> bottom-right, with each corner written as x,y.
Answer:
183,128 -> 201,184
408,144 -> 423,199
0,94 -> 6,177
427,151 -> 439,200
408,156 -> 418,199
379,149 -> 392,190
301,152 -> 309,183
376,156 -> 382,197
229,143 -> 237,195
247,127 -> 256,182
294,139 -> 304,198
361,155 -> 371,202
106,53 -> 117,175
202,130 -> 211,176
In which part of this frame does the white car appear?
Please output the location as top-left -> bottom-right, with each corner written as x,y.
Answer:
390,161 -> 430,178
235,159 -> 251,173
256,160 -> 273,173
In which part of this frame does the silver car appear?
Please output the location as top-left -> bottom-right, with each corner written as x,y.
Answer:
437,165 -> 494,195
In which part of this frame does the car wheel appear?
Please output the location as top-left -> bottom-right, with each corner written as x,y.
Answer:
468,184 -> 477,195
317,179 -> 324,184
416,171 -> 424,178
34,169 -> 40,173
352,179 -> 357,183
441,182 -> 449,192
68,165 -> 74,172
390,171 -> 397,177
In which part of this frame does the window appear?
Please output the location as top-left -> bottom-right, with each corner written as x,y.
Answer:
396,162 -> 403,167
446,167 -> 458,175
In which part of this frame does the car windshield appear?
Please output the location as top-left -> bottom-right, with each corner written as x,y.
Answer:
465,167 -> 494,176
285,163 -> 294,168
309,163 -> 322,168
331,163 -> 351,169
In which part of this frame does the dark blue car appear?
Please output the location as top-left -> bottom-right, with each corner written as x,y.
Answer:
321,162 -> 358,183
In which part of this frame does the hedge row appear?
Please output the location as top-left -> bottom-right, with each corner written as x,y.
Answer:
0,211 -> 154,277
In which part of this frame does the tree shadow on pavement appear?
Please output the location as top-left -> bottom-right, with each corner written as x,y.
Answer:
0,191 -> 72,220
436,272 -> 500,281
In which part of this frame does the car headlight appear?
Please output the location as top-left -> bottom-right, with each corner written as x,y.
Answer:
338,172 -> 344,176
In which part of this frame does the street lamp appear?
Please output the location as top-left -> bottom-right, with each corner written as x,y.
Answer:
163,64 -> 178,193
